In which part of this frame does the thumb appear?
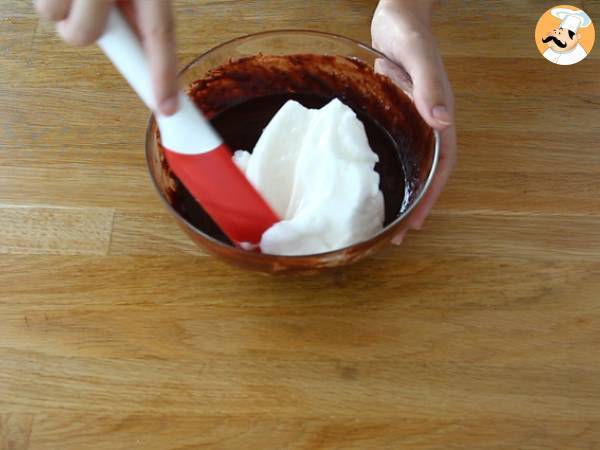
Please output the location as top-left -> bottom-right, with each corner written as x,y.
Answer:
390,31 -> 454,130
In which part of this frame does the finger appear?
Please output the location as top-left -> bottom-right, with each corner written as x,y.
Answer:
135,0 -> 179,116
35,0 -> 71,21
392,229 -> 407,246
389,32 -> 454,130
56,0 -> 112,46
407,124 -> 457,230
116,0 -> 141,36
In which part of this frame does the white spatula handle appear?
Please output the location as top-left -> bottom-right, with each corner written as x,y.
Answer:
97,7 -> 221,155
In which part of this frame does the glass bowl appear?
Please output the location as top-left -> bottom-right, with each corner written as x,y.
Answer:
145,30 -> 439,275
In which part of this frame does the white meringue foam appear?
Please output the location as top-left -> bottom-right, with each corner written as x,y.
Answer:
234,98 -> 384,256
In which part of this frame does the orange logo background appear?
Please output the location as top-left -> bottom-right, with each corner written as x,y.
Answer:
535,4 -> 595,55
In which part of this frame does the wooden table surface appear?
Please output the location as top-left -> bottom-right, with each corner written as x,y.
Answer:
2,0 -> 600,448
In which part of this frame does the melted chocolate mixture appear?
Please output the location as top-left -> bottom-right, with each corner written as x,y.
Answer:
163,54 -> 429,246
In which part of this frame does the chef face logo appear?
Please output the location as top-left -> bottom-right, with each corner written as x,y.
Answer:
535,5 -> 595,65
542,27 -> 580,52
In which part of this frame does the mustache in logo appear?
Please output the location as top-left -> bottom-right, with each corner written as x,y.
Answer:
542,35 -> 567,48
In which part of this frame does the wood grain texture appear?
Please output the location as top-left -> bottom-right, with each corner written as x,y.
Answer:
0,205 -> 113,255
1,0 -> 600,449
0,415 -> 33,450
23,415 -> 600,450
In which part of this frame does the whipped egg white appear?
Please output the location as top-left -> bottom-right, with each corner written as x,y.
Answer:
234,98 -> 384,256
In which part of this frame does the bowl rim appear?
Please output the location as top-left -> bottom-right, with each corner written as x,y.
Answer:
145,29 -> 440,259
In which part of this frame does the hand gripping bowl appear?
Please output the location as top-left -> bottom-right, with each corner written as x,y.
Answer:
145,31 -> 440,275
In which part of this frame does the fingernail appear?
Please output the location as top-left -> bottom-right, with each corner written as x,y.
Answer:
410,219 -> 425,231
159,96 -> 179,116
432,105 -> 452,127
392,230 -> 407,246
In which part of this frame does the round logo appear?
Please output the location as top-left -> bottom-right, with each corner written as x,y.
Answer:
535,5 -> 595,65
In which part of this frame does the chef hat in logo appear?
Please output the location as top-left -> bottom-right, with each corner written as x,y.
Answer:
551,8 -> 593,33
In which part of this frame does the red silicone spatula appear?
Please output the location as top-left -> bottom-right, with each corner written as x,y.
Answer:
97,8 -> 279,246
